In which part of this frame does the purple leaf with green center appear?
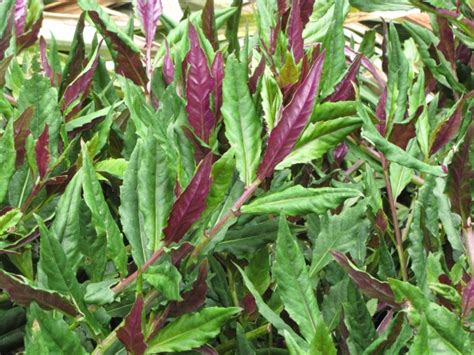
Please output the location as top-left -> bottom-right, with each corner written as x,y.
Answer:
326,54 -> 362,102
257,52 -> 325,179
14,0 -> 27,35
39,36 -> 54,85
332,251 -> 398,308
186,25 -> 215,143
164,154 -> 213,245
287,0 -> 304,63
35,125 -> 49,179
430,99 -> 464,155
117,294 -> 147,355
211,52 -> 224,117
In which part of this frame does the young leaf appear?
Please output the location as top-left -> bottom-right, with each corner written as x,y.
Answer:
39,36 -> 54,85
186,24 -> 215,143
14,0 -> 27,35
274,215 -> 320,342
143,262 -> 182,301
34,125 -> 49,179
147,307 -> 240,353
241,185 -> 361,216
222,55 -> 262,185
430,100 -> 464,155
325,54 -> 362,102
117,295 -> 147,355
287,0 -> 304,63
163,154 -> 213,245
201,0 -> 218,50
162,42 -> 174,85
0,118 -> 15,203
211,51 -> 224,117
257,53 -> 325,179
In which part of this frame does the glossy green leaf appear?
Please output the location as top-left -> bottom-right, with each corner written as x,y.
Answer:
143,261 -> 182,301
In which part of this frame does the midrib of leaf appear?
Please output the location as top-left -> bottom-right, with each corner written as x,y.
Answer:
293,266 -> 318,335
309,236 -> 344,278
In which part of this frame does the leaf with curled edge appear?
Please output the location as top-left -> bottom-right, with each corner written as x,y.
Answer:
325,54 -> 362,102
14,0 -> 27,35
61,44 -> 100,119
35,125 -> 49,179
447,123 -> 473,224
163,154 -> 213,245
287,0 -> 304,63
186,24 -> 215,143
0,269 -> 79,317
211,52 -> 224,118
81,1 -> 146,87
430,99 -> 464,155
331,251 -> 399,308
117,294 -> 147,355
257,53 -> 325,179
202,0 -> 218,50
170,260 -> 208,317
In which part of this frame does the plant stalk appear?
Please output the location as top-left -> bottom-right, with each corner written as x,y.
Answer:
215,323 -> 271,353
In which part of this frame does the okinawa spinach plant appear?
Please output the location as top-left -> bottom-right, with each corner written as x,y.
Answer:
0,0 -> 473,353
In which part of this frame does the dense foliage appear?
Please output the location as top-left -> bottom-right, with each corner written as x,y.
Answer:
0,0 -> 473,353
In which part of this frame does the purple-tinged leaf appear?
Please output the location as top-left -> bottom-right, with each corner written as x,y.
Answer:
462,278 -> 474,318
376,87 -> 388,135
61,46 -> 100,119
163,154 -> 213,245
257,53 -> 325,179
186,25 -> 215,143
389,120 -> 416,150
39,36 -> 55,85
326,54 -> 362,102
334,143 -> 348,165
170,242 -> 194,266
14,0 -> 27,35
287,0 -> 304,63
35,125 -> 49,179
447,124 -> 473,223
456,43 -> 471,65
146,308 -> 170,342
249,56 -> 265,95
211,52 -> 224,117
332,251 -> 399,308
0,269 -> 79,317
17,16 -> 42,52
162,41 -> 174,85
345,47 -> 385,89
202,0 -> 218,51
300,0 -> 315,27
277,0 -> 288,16
194,345 -> 218,355
169,260 -> 208,317
0,14 -> 13,60
436,16 -> 455,69
13,107 -> 33,167
430,100 -> 464,155
117,295 -> 147,355
87,11 -> 147,87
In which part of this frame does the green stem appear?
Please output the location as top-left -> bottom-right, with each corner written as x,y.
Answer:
215,323 -> 271,353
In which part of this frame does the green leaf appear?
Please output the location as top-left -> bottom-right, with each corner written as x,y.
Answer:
205,149 -> 235,215
25,303 -> 87,355
358,102 -> 444,177
274,215 -> 320,342
310,101 -> 357,123
0,208 -> 22,237
95,158 -> 128,179
147,307 -> 240,353
245,247 -> 270,295
81,143 -> 127,276
309,202 -> 367,277
237,264 -> 306,346
0,118 -> 15,203
261,69 -> 282,132
309,321 -> 337,355
242,185 -> 362,216
222,55 -> 262,185
277,116 -> 362,168
143,261 -> 182,301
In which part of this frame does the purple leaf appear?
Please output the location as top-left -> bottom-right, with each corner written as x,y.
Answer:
345,47 -> 385,89
326,54 -> 362,102
447,124 -> 473,223
287,0 -> 304,63
17,16 -> 42,52
376,87 -> 388,135
162,41 -> 174,85
39,36 -> 55,85
389,120 -> 416,150
277,0 -> 288,16
332,251 -> 399,308
334,142 -> 348,164
169,260 -> 208,317
430,100 -> 464,155
257,53 -> 325,179
300,0 -> 315,27
211,52 -> 224,118
117,295 -> 147,355
0,269 -> 79,317
170,242 -> 194,266
194,345 -> 218,355
14,0 -> 27,35
201,0 -> 218,51
249,56 -> 265,95
163,154 -> 213,245
35,125 -> 49,179
436,16 -> 456,69
13,107 -> 33,167
462,278 -> 474,318
61,46 -> 100,119
185,25 -> 215,143
88,11 -> 147,87
0,12 -> 13,60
